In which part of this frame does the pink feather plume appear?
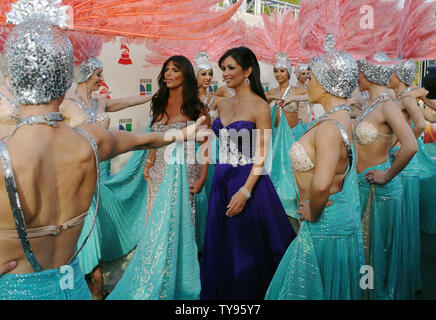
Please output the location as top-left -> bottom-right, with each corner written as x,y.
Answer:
144,17 -> 247,66
246,8 -> 305,65
298,0 -> 401,60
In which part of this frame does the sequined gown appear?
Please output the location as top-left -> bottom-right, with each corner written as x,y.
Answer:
265,119 -> 362,300
107,122 -> 202,300
200,118 -> 296,300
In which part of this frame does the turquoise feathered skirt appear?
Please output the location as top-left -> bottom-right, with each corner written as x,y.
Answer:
265,189 -> 362,300
0,259 -> 91,300
358,160 -> 413,299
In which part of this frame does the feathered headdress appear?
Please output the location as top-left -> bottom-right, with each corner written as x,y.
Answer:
384,0 -> 436,86
144,17 -> 247,74
298,0 -> 400,60
1,0 -> 244,42
246,8 -> 304,75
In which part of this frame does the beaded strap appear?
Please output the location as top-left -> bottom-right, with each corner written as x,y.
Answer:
17,112 -> 63,129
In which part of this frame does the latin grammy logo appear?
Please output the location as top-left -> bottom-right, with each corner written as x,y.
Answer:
99,81 -> 111,99
118,44 -> 133,65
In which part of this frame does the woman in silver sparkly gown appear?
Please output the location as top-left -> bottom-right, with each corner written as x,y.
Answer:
107,55 -> 210,300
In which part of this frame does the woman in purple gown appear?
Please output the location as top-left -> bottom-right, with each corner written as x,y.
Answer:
200,47 -> 296,300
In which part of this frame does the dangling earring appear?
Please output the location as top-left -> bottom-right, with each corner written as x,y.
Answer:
246,77 -> 250,86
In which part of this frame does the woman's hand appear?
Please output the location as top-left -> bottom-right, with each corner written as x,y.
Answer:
364,169 -> 389,185
226,190 -> 248,217
0,261 -> 16,277
189,179 -> 205,194
297,200 -> 333,222
180,115 -> 207,141
143,159 -> 154,182
410,87 -> 429,99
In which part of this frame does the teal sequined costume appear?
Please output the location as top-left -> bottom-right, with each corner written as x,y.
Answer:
107,122 -> 203,300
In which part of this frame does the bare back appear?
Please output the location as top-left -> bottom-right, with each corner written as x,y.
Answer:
0,123 -> 97,273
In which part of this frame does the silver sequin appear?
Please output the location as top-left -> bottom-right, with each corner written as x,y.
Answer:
4,19 -> 74,105
357,52 -> 396,86
6,0 -> 71,29
394,59 -> 416,86
76,57 -> 104,84
146,122 -> 201,226
309,34 -> 358,98
274,51 -> 293,76
194,51 -> 213,78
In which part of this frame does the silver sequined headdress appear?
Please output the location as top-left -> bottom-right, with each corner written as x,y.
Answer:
357,52 -> 396,87
193,51 -> 213,78
4,0 -> 74,105
274,51 -> 293,77
295,63 -> 309,78
76,57 -> 104,84
393,59 -> 416,86
309,33 -> 358,98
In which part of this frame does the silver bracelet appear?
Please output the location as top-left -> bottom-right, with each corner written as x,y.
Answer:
239,186 -> 251,200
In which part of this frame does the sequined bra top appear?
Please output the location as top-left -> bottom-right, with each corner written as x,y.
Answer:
289,118 -> 353,181
0,127 -> 100,272
354,93 -> 393,145
67,97 -> 110,129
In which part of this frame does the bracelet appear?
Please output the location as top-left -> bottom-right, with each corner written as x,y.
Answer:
239,186 -> 251,200
146,159 -> 154,165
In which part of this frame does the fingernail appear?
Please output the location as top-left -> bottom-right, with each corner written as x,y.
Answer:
9,261 -> 16,268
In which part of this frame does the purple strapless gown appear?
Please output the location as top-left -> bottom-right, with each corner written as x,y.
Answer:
200,118 -> 296,300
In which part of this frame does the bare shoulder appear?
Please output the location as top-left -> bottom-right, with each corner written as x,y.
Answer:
253,96 -> 270,114
216,96 -> 233,111
382,99 -> 401,116
315,120 -> 342,146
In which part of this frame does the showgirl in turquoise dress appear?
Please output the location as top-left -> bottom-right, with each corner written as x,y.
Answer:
266,36 -> 363,299
355,53 -> 418,300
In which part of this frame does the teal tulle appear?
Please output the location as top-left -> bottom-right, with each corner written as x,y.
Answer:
0,259 -> 91,300
417,140 -> 436,234
75,123 -> 152,275
106,142 -> 200,300
358,160 -> 413,299
268,108 -> 298,218
265,190 -> 362,300
390,145 -> 422,292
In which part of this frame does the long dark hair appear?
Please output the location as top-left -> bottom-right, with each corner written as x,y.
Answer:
218,46 -> 267,102
150,55 -> 204,125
